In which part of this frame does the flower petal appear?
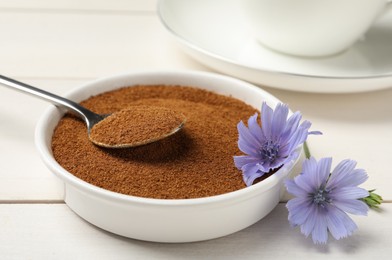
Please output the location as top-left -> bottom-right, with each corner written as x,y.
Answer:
300,205 -> 317,237
330,187 -> 369,200
238,139 -> 259,158
293,172 -> 314,193
247,113 -> 264,143
270,103 -> 289,140
302,157 -> 317,174
332,168 -> 368,189
316,157 -> 332,187
311,208 -> 328,244
286,198 -> 313,226
233,155 -> 261,170
237,121 -> 261,157
327,159 -> 357,189
279,131 -> 301,153
285,179 -> 309,198
282,120 -> 312,155
333,199 -> 369,216
301,157 -> 321,190
280,111 -> 301,143
242,163 -> 264,186
325,206 -> 358,240
257,161 -> 282,173
261,102 -> 273,139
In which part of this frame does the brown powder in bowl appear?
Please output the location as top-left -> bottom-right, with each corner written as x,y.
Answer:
89,106 -> 186,147
51,85 -> 258,199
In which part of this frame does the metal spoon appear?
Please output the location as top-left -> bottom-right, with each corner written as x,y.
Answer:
0,75 -> 186,148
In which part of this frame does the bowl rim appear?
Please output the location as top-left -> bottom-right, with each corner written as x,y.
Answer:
35,70 -> 299,207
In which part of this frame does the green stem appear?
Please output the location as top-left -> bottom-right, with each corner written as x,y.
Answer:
303,141 -> 311,159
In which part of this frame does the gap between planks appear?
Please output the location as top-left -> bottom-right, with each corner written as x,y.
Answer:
0,200 -> 65,204
0,7 -> 155,16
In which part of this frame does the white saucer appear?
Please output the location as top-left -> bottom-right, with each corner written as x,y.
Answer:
158,0 -> 392,93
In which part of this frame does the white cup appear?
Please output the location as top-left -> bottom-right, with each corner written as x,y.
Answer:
243,0 -> 391,57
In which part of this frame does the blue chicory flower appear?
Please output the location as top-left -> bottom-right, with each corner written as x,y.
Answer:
285,157 -> 369,244
234,102 -> 320,186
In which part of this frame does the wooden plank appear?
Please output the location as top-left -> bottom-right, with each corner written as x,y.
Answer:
0,11 -> 206,79
0,0 -> 157,12
0,203 -> 390,259
0,79 -> 86,200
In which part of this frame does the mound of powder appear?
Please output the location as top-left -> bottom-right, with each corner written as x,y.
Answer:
89,106 -> 185,147
51,85 -> 258,199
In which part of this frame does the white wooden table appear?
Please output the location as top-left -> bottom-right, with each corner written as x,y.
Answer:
1,1 -> 391,259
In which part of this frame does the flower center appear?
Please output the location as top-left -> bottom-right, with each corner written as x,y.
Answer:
259,141 -> 280,163
312,189 -> 331,207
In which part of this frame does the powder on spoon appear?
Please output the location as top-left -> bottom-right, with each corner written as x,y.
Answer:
89,106 -> 185,148
51,85 -> 260,199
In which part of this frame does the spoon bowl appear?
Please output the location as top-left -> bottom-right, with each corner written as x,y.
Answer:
0,75 -> 185,148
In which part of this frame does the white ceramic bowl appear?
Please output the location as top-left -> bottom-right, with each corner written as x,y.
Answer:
35,70 -> 299,243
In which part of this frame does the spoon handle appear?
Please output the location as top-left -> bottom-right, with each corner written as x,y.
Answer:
0,74 -> 99,124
